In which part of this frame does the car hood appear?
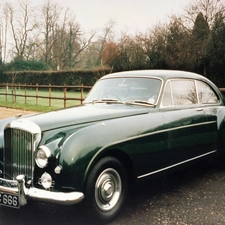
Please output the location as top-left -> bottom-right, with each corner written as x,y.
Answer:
25,104 -> 150,131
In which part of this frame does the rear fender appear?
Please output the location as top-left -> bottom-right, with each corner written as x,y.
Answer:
217,108 -> 225,153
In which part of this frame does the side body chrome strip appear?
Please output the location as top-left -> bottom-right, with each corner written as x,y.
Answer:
137,150 -> 217,179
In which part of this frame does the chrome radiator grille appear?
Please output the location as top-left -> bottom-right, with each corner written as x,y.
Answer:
4,128 -> 33,180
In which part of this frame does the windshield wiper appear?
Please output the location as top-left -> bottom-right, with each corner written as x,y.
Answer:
124,100 -> 155,107
91,99 -> 123,104
85,99 -> 155,107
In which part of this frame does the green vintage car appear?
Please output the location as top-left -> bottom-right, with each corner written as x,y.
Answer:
0,70 -> 225,223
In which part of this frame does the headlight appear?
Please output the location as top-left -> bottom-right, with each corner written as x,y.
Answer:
41,172 -> 52,189
35,146 -> 51,168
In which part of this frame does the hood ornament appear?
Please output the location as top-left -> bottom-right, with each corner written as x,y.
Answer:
15,113 -> 23,119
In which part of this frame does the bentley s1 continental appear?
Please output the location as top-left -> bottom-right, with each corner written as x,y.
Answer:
0,70 -> 225,223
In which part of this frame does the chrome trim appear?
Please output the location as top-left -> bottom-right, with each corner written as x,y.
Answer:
160,78 -> 222,108
84,76 -> 164,106
162,120 -> 216,133
86,120 -> 217,176
6,119 -> 41,134
0,175 -> 84,206
35,146 -> 51,168
4,119 -> 41,181
137,150 -> 217,179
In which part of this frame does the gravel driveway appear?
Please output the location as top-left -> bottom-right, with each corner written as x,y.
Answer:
0,107 -> 35,119
1,107 -> 225,225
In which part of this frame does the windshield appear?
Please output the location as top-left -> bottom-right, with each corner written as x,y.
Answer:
84,77 -> 162,105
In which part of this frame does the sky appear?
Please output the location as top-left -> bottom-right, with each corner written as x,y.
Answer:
35,0 -> 193,34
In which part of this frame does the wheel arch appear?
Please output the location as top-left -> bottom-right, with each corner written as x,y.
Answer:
83,148 -> 136,189
217,107 -> 225,154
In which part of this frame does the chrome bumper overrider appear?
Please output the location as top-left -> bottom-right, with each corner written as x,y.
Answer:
0,175 -> 84,206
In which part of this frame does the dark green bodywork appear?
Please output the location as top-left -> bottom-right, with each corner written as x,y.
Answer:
1,70 -> 225,193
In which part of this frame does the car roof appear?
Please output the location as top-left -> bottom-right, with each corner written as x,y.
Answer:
98,70 -> 224,104
102,70 -> 206,81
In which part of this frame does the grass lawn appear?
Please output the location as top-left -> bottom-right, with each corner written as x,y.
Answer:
0,88 -> 89,112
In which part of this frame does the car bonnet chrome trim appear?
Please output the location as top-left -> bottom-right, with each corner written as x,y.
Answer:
5,119 -> 41,134
137,150 -> 217,179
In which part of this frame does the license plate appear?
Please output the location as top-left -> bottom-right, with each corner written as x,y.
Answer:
0,192 -> 19,208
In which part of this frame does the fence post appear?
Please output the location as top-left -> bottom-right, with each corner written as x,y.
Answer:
81,84 -> 84,104
5,83 -> 8,101
25,84 -> 27,104
64,84 -> 66,108
49,84 -> 52,107
36,83 -> 38,105
0,83 -> 92,108
12,84 -> 16,103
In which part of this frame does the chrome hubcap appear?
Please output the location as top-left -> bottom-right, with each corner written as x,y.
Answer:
95,168 -> 122,211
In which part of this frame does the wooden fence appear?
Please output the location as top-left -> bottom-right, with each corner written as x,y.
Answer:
1,83 -> 225,108
0,83 -> 92,108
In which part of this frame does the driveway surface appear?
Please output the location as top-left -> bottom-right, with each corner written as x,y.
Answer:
1,107 -> 225,225
0,107 -> 35,119
1,162 -> 225,225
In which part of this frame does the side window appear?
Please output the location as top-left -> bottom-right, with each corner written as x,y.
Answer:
171,80 -> 197,105
196,81 -> 219,104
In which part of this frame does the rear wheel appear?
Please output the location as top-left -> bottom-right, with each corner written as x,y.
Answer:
84,157 -> 128,223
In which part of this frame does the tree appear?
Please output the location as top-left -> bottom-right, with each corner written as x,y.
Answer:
39,0 -> 61,65
97,20 -> 115,66
4,0 -> 38,59
5,58 -> 49,71
142,25 -> 168,69
191,12 -> 210,75
165,16 -> 190,70
101,42 -> 119,71
207,11 -> 225,84
184,0 -> 225,28
38,2 -> 95,70
1,4 -> 9,63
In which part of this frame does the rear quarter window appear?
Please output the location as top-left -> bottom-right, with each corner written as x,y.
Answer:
196,81 -> 219,104
161,79 -> 220,107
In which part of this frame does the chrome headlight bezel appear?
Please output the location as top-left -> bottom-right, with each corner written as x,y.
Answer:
35,145 -> 51,168
41,172 -> 52,189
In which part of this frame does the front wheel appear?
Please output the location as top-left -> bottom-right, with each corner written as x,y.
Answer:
84,157 -> 128,223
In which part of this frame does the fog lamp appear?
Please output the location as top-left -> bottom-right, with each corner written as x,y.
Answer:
35,146 -> 51,168
41,172 -> 52,189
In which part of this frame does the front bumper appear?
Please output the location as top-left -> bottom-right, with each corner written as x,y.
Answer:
0,175 -> 84,207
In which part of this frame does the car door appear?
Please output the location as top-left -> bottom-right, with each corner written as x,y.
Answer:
196,80 -> 221,151
160,79 -> 215,166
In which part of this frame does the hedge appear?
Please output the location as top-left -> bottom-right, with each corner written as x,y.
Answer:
0,68 -> 112,86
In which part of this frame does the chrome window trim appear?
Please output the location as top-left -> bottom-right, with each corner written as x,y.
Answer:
160,78 -> 222,108
85,76 -> 164,106
195,80 -> 200,104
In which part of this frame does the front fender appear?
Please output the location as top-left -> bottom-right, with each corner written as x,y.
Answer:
58,117 -> 144,190
57,112 -> 163,191
58,121 -> 115,190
